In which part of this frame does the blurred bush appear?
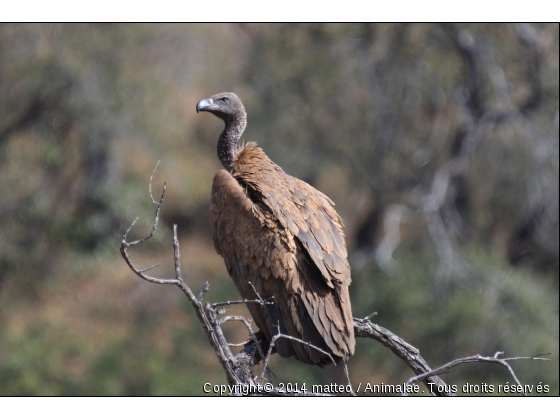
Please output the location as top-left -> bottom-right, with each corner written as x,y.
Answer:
0,23 -> 557,395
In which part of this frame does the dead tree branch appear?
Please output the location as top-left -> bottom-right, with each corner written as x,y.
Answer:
120,165 -> 550,396
353,317 -> 456,396
403,351 -> 551,396
120,164 -> 254,386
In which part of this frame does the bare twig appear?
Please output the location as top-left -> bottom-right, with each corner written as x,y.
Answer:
343,361 -> 355,396
212,297 -> 274,309
148,161 -> 161,204
138,263 -> 160,273
227,339 -> 253,347
362,312 -> 378,321
248,281 -> 271,305
403,352 -> 551,396
122,163 -> 166,250
198,281 -> 210,302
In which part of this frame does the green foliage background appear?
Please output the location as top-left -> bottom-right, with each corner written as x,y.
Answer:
0,23 -> 558,396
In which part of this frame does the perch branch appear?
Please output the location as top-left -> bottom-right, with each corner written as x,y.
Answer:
121,164 -> 550,396
353,317 -> 455,396
402,351 -> 551,396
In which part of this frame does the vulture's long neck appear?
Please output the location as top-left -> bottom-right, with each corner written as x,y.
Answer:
218,112 -> 247,170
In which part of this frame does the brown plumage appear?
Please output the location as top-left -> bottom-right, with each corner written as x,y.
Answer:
197,92 -> 355,366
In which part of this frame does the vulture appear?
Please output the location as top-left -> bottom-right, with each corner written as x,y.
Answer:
196,92 -> 355,366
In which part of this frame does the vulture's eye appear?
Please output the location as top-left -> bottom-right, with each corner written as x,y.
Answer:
220,97 -> 229,103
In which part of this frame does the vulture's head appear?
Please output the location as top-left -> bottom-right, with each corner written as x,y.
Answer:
196,92 -> 245,121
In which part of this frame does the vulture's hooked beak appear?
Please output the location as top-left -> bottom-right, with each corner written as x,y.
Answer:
196,97 -> 214,113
